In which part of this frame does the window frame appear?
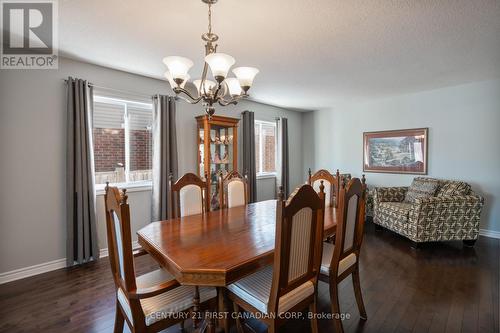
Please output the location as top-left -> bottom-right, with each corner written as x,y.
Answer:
255,120 -> 277,179
93,95 -> 154,192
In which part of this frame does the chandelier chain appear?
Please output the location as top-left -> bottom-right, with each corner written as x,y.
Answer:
208,3 -> 212,34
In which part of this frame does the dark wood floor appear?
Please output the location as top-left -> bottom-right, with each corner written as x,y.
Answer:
1,222 -> 498,333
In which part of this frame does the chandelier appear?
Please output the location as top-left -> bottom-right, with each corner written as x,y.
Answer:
162,0 -> 259,117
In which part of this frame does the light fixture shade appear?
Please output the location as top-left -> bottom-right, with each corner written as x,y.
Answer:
232,67 -> 259,91
165,71 -> 189,89
224,78 -> 242,96
194,79 -> 217,94
162,56 -> 193,82
205,53 -> 235,81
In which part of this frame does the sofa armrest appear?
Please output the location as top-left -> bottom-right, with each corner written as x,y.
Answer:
373,187 -> 408,203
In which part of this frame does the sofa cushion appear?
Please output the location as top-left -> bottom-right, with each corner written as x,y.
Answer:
404,178 -> 439,203
436,181 -> 471,197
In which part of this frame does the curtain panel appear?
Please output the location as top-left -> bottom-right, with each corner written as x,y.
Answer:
242,111 -> 257,203
66,77 -> 99,266
151,95 -> 178,221
276,117 -> 290,197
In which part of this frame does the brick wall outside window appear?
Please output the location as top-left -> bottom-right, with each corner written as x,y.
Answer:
93,128 -> 125,172
93,128 -> 152,172
130,129 -> 152,171
263,135 -> 275,172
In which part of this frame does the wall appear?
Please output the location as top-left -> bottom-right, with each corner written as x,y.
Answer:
308,79 -> 500,232
0,57 -> 306,274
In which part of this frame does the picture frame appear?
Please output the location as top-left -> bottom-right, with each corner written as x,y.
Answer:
363,128 -> 428,174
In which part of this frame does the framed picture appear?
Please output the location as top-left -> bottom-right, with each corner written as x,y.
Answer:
363,128 -> 428,174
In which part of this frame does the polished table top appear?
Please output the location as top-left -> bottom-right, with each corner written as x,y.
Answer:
138,200 -> 337,287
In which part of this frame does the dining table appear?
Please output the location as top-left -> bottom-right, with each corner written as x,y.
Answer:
137,199 -> 338,332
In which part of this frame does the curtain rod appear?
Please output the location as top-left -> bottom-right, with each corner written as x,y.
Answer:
63,78 -> 158,99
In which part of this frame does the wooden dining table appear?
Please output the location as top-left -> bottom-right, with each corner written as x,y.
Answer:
137,199 -> 337,287
137,199 -> 337,332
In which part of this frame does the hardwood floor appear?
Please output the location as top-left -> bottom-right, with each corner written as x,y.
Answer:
1,222 -> 498,333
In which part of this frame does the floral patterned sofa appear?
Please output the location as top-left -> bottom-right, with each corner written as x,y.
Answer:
372,177 -> 484,247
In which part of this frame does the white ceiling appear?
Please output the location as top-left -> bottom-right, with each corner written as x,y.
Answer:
60,0 -> 500,110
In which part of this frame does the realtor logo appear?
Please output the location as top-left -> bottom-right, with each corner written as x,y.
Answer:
1,0 -> 58,69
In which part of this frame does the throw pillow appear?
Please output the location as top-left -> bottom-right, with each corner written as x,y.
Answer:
404,178 -> 439,203
437,181 -> 471,197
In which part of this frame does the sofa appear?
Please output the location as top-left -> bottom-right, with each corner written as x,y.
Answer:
372,177 -> 484,247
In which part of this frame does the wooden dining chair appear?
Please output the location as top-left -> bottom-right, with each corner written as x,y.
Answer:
104,184 -> 217,333
227,184 -> 326,333
219,170 -> 249,209
308,168 -> 340,208
319,176 -> 368,333
170,172 -> 210,218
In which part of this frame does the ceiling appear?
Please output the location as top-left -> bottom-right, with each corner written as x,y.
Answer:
60,0 -> 500,110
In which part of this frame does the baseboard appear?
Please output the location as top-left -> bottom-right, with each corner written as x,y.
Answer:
0,258 -> 67,285
99,240 -> 140,258
479,229 -> 500,239
0,240 -> 141,285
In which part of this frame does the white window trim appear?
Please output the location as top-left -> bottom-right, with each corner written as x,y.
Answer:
95,180 -> 153,195
255,120 -> 277,178
93,95 -> 153,188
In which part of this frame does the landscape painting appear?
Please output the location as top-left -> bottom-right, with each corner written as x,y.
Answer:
363,128 -> 428,174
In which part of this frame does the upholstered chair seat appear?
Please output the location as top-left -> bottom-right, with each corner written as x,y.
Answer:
320,242 -> 357,276
118,280 -> 216,327
227,265 -> 315,314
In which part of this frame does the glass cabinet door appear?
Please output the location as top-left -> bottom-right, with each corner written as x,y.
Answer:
196,115 -> 239,211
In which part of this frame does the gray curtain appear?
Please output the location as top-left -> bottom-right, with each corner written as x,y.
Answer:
242,111 -> 257,203
66,77 -> 99,266
276,117 -> 290,197
152,95 -> 178,220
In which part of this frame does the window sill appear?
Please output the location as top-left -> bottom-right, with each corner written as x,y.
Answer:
257,174 -> 276,180
95,181 -> 153,196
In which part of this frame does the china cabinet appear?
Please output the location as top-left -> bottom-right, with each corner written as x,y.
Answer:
196,115 -> 239,210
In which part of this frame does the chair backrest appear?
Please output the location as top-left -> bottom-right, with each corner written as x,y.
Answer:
308,168 -> 340,208
268,184 -> 325,313
219,170 -> 249,208
105,184 -> 148,327
104,184 -> 137,292
170,173 -> 209,218
330,176 -> 367,275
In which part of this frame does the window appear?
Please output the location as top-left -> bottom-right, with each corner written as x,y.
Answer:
93,96 -> 153,188
255,120 -> 276,177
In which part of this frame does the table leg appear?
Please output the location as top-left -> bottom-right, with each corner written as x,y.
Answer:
193,286 -> 201,329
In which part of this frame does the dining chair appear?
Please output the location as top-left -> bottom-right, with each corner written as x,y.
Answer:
219,170 -> 249,209
170,172 -> 210,218
104,184 -> 217,333
227,184 -> 326,333
319,176 -> 368,333
308,168 -> 340,208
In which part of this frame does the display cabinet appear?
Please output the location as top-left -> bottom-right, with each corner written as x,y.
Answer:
196,115 -> 239,210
